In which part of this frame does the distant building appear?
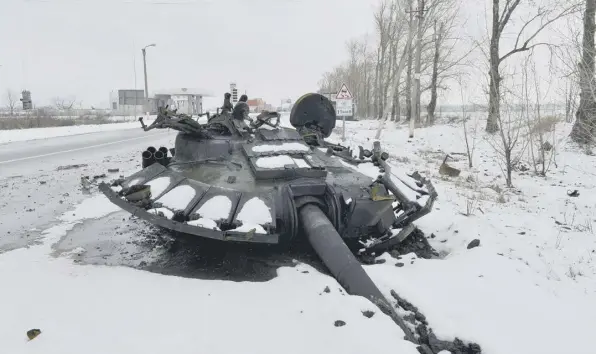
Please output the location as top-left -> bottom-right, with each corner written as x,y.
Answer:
109,89 -> 145,116
21,90 -> 33,110
230,82 -> 239,104
247,98 -> 266,112
153,88 -> 213,115
110,87 -> 214,116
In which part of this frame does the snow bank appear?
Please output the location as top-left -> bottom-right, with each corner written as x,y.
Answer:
0,117 -> 157,144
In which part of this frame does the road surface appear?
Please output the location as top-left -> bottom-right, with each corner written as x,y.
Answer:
0,127 -> 177,251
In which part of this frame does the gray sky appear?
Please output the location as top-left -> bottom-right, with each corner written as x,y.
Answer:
0,0 -> 579,109
0,0 -> 378,108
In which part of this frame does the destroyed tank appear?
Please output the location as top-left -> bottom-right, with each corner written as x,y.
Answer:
99,93 -> 438,353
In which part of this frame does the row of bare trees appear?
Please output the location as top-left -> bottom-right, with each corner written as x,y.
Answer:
318,0 -> 469,126
320,0 -> 593,140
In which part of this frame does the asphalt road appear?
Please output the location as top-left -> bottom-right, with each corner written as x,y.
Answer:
0,128 -> 172,178
0,127 -> 177,251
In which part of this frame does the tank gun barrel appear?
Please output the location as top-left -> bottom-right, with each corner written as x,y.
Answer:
298,202 -> 419,344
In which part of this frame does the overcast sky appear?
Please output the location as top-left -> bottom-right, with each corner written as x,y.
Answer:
0,0 -> 380,108
0,0 -> 579,109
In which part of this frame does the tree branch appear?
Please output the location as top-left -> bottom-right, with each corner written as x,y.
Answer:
498,0 -> 522,35
500,42 -> 552,63
499,3 -> 580,64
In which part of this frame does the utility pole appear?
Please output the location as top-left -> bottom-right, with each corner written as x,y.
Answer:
142,43 -> 156,114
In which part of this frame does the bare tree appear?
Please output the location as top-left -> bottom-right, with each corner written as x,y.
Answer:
5,90 -> 17,116
565,79 -> 579,123
457,74 -> 478,168
426,20 -> 443,125
521,54 -> 558,176
53,96 -> 77,111
424,0 -> 477,124
486,71 -> 530,187
375,0 -> 416,139
571,0 -> 596,143
53,96 -> 78,119
485,0 -> 580,133
530,58 -> 558,175
374,1 -> 393,118
551,13 -> 582,123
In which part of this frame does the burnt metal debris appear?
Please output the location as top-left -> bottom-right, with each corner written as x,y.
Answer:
99,92 -> 439,352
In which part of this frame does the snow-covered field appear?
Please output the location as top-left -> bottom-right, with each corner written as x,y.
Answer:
331,115 -> 596,354
1,113 -> 595,354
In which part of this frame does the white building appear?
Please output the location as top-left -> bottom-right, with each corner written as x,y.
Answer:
153,88 -> 214,115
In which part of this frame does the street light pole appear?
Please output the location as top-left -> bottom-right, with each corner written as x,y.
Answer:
142,43 -> 156,114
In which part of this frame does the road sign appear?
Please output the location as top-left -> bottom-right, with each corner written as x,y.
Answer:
336,99 -> 353,116
336,83 -> 353,99
335,83 -> 353,117
334,83 -> 353,141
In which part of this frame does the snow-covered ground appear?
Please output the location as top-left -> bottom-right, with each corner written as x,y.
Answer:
0,199 -> 419,354
329,115 -> 596,354
1,113 -> 595,354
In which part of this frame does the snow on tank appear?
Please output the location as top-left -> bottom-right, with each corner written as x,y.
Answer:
145,177 -> 171,199
155,185 -> 196,211
251,142 -> 309,153
255,155 -> 311,169
196,195 -> 232,220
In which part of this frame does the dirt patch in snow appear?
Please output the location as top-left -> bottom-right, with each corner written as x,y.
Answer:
50,212 -> 322,283
395,228 -> 440,260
